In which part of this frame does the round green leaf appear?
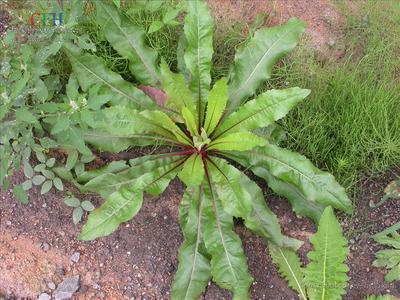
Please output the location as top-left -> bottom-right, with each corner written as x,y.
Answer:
36,151 -> 46,163
81,200 -> 95,212
42,169 -> 55,179
22,180 -> 32,191
34,163 -> 46,172
40,180 -> 53,194
46,157 -> 56,168
23,162 -> 34,178
73,207 -> 84,224
32,175 -> 46,185
53,177 -> 63,191
64,196 -> 81,207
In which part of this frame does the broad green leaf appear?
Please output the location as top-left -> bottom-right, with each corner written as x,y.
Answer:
41,180 -> 53,194
204,78 -> 228,135
208,157 -> 282,245
64,196 -> 81,207
77,160 -> 128,183
32,175 -> 46,185
73,206 -> 84,224
79,187 -> 143,240
182,107 -> 198,138
214,88 -> 310,137
160,60 -> 196,116
184,0 -> 214,120
269,244 -> 307,300
178,154 -> 204,187
94,0 -> 161,85
51,115 -> 70,134
22,180 -> 32,190
57,127 -> 92,156
15,108 -> 37,124
23,161 -> 34,178
85,155 -> 184,198
66,51 -> 156,109
208,132 -> 266,151
13,184 -> 28,204
227,18 -> 306,112
81,200 -> 95,212
35,79 -> 48,101
202,184 -> 252,299
66,150 -> 79,171
148,21 -> 164,34
172,186 -> 211,299
226,143 -> 352,213
304,206 -> 349,300
53,177 -> 63,191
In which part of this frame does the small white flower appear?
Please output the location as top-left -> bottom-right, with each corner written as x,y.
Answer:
82,97 -> 87,106
69,100 -> 79,110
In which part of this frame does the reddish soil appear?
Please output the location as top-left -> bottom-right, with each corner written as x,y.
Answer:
1,167 -> 400,299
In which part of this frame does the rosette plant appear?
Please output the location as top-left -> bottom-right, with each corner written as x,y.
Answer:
64,1 -> 352,298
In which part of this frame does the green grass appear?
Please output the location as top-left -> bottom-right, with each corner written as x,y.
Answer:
272,1 -> 400,189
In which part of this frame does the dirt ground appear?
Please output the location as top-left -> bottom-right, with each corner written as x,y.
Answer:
1,0 -> 400,299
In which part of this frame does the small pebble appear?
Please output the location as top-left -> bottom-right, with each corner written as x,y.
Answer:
48,282 -> 56,290
5,220 -> 11,226
70,252 -> 80,263
41,242 -> 50,252
38,293 -> 51,300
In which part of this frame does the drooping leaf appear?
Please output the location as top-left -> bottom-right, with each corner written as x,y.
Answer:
65,51 -> 156,109
94,0 -> 161,85
304,206 -> 349,300
184,0 -> 214,121
178,154 -> 204,187
269,244 -> 307,300
77,160 -> 128,184
226,143 -> 352,213
227,18 -> 306,112
204,78 -> 228,135
208,157 -> 282,245
214,88 -> 310,137
172,186 -> 211,299
79,187 -> 143,240
208,132 -> 266,151
202,183 -> 253,299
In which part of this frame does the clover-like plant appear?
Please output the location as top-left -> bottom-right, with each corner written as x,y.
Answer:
61,1 -> 352,298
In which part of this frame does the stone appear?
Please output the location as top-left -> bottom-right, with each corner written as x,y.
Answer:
38,293 -> 51,300
53,275 -> 80,300
41,242 -> 50,252
48,282 -> 56,290
70,252 -> 80,263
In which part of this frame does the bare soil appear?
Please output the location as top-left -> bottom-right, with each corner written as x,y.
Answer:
2,1 -> 400,299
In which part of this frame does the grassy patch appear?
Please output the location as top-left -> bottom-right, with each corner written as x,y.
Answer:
274,1 -> 400,189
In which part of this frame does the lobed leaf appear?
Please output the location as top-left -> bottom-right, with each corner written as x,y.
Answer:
304,206 -> 349,300
172,186 -> 211,299
202,183 -> 253,299
208,157 -> 283,245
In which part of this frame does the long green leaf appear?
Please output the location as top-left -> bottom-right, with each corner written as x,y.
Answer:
208,157 -> 283,245
269,244 -> 307,300
79,187 -> 143,240
94,0 -> 160,85
172,186 -> 211,299
225,144 -> 352,213
204,78 -> 228,135
178,154 -> 204,187
66,51 -> 156,109
227,18 -> 306,112
202,182 -> 252,299
208,132 -> 266,151
184,0 -> 214,126
214,88 -> 310,138
224,151 -> 325,222
304,206 -> 349,300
